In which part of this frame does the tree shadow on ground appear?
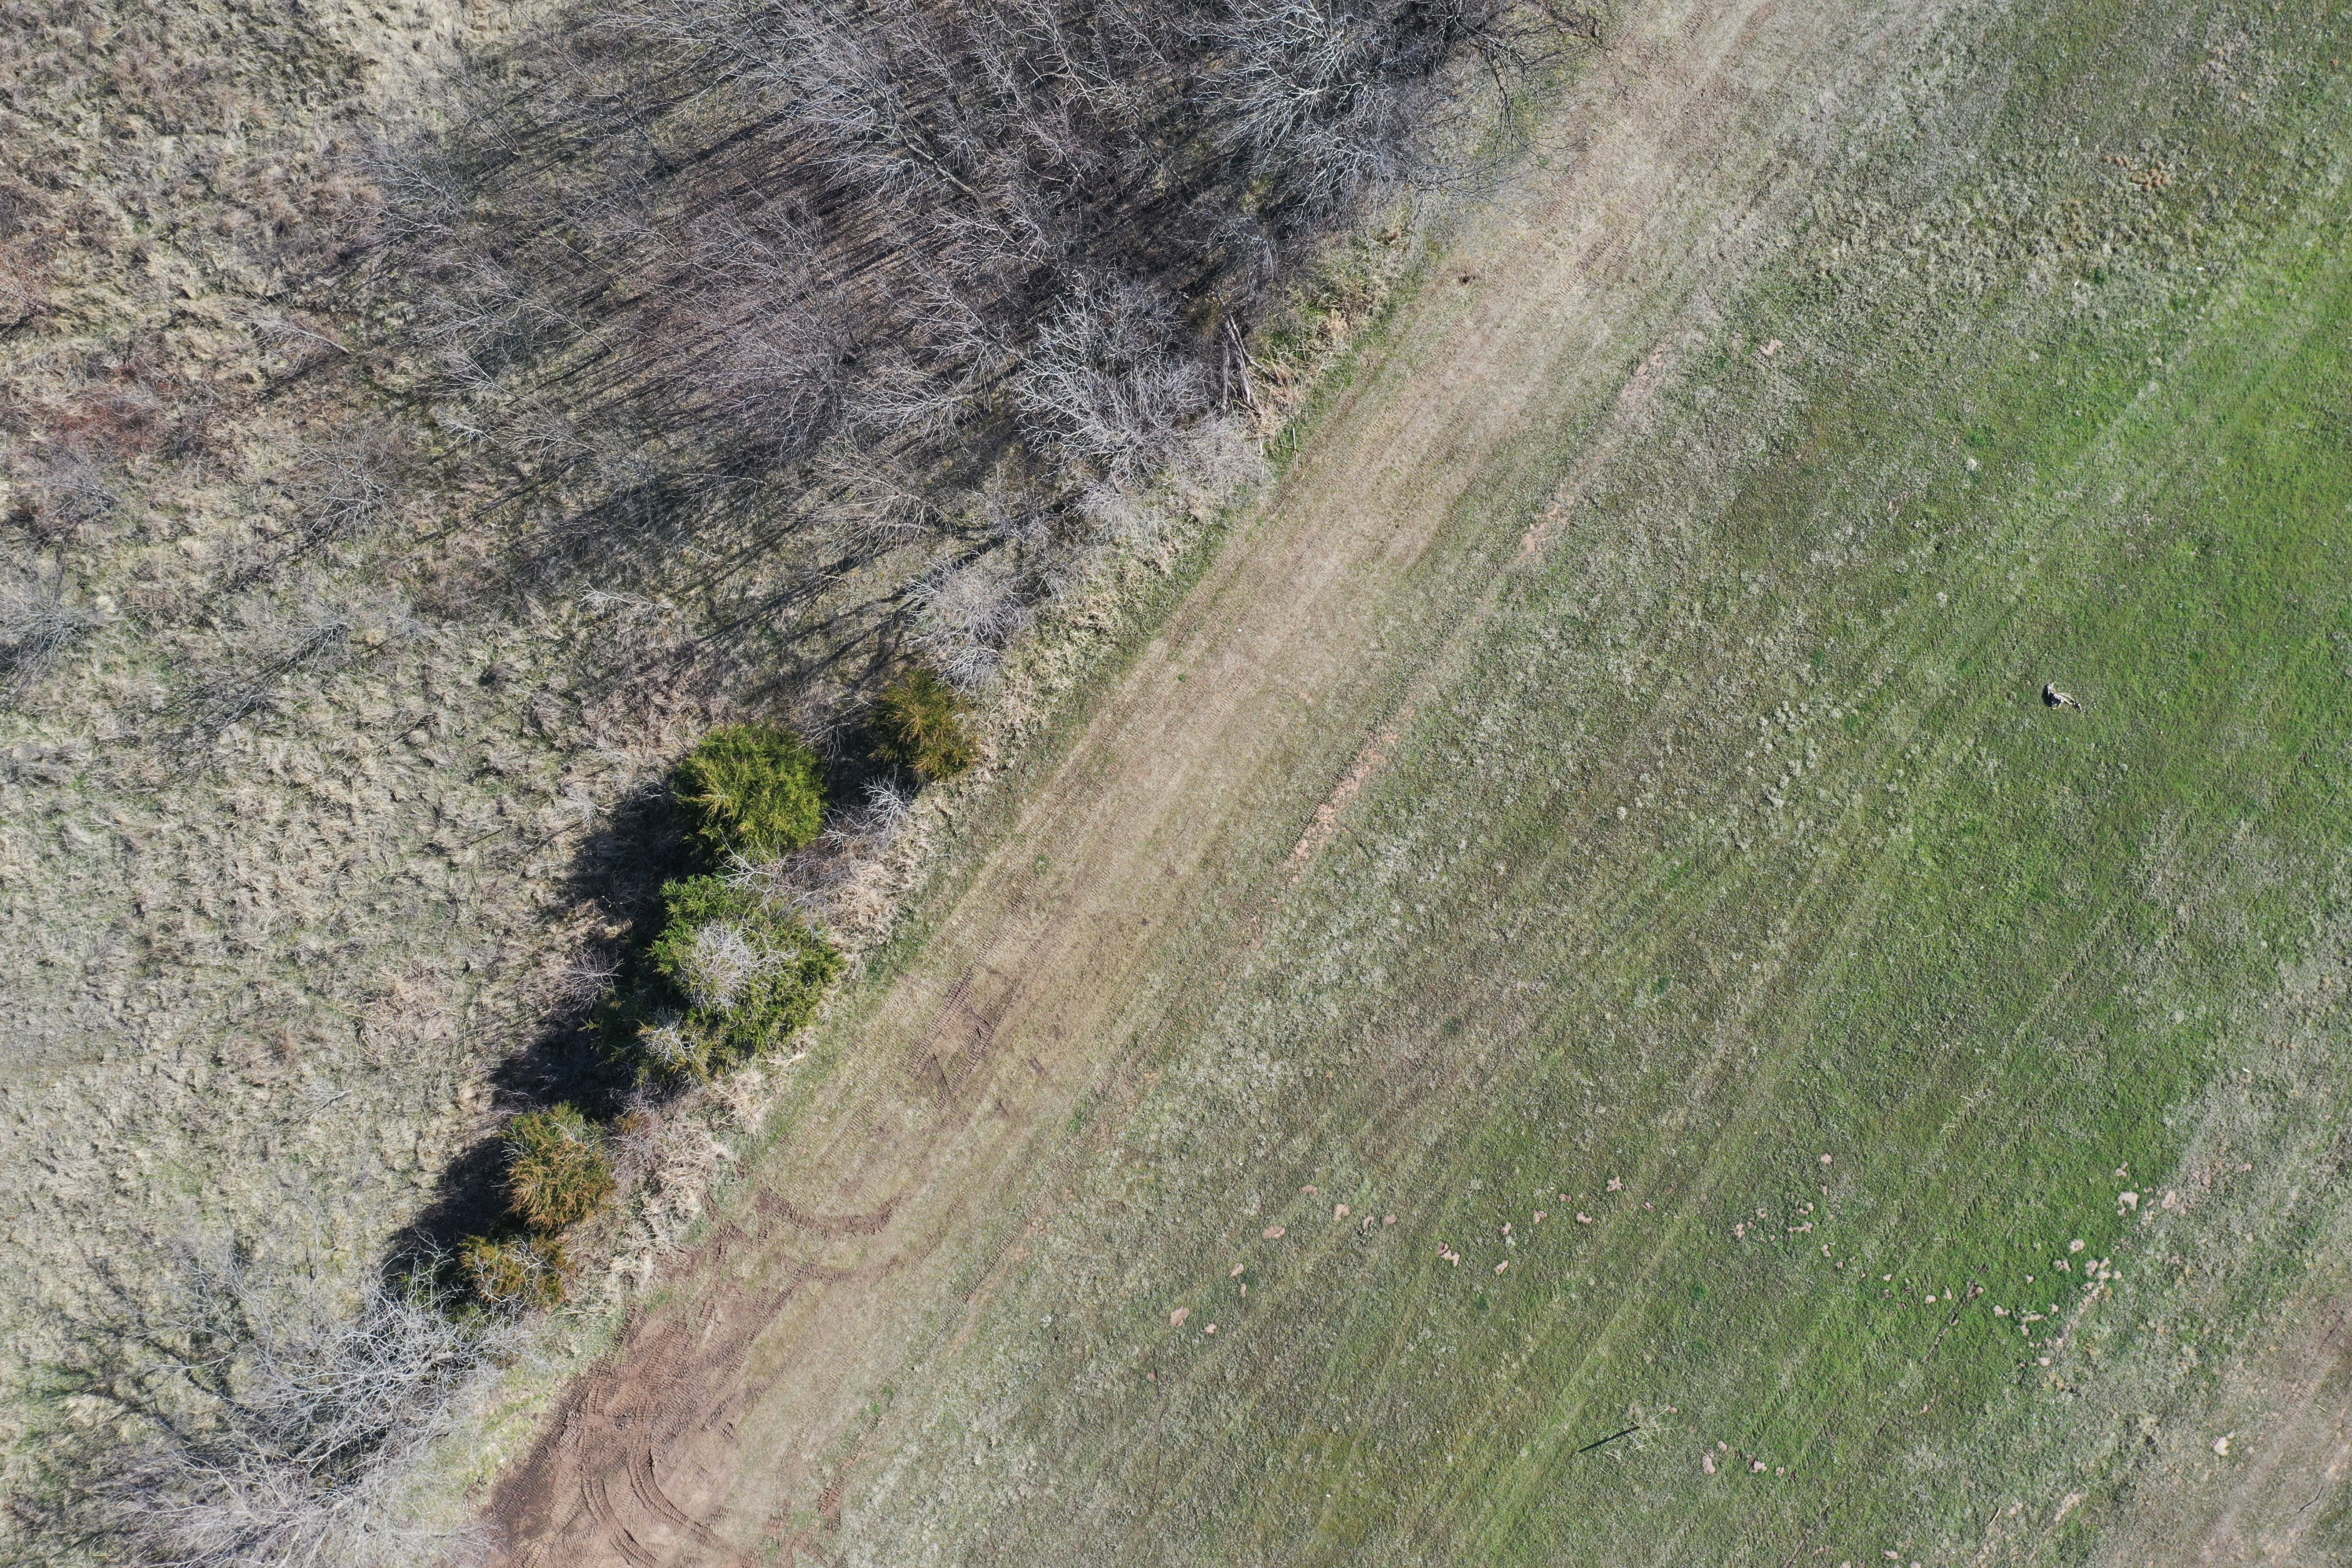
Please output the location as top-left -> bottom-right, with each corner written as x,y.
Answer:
387,778 -> 691,1274
381,733 -> 892,1277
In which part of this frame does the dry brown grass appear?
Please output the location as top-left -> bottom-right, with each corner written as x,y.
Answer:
0,5 -> 680,1555
0,1 -> 1540,1559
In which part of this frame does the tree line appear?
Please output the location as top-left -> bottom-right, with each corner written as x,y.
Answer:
369,0 -> 1598,689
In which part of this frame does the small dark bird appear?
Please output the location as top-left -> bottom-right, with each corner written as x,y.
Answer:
2043,683 -> 2082,710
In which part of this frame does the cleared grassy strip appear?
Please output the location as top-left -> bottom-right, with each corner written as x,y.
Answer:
835,6 -> 2352,1565
1440,203 -> 2352,1565
475,6 -> 1912,1555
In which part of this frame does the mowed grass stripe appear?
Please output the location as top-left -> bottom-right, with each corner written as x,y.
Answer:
1360,170 -> 2352,1568
1310,94 -> 2352,1568
836,8 -> 2352,1567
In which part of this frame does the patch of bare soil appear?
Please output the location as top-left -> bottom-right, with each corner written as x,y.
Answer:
2195,1302 -> 2352,1561
480,1 -> 1949,1561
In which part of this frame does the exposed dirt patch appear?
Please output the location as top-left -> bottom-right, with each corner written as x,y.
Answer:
482,1 -> 1949,1560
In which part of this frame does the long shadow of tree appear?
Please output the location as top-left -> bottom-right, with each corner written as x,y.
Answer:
387,778 -> 688,1271
360,0 -> 1596,706
384,725 -> 912,1274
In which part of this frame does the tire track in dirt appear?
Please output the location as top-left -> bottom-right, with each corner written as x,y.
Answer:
484,3 -> 1931,1561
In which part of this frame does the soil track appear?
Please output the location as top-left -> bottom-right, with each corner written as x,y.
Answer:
484,2 -> 1939,1560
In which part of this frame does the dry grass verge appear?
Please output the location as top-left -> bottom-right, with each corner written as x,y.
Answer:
1,1 -> 1591,1560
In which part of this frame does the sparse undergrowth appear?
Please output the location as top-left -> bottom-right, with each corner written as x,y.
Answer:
364,0 -> 1598,700
14,1241 -> 515,1568
458,1234 -> 571,1316
0,0 -> 1546,1560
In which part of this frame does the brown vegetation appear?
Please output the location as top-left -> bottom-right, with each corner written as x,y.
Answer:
0,0 -> 1594,1560
870,666 -> 978,781
17,1240 -> 514,1568
363,0 -> 1597,697
502,1106 -> 618,1232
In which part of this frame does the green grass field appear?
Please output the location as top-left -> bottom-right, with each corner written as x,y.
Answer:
810,5 -> 2352,1563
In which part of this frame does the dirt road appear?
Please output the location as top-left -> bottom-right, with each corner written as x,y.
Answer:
484,3 -> 1943,1560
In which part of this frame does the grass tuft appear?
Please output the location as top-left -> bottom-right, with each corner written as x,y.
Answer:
503,1105 -> 616,1232
459,1231 -> 573,1311
870,666 -> 980,782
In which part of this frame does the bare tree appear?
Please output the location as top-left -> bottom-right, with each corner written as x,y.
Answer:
362,0 -> 1596,695
915,554 -> 1032,688
222,431 -> 412,590
1017,279 -> 1211,483
16,445 -> 125,535
18,1240 -> 515,1568
730,777 -> 917,933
